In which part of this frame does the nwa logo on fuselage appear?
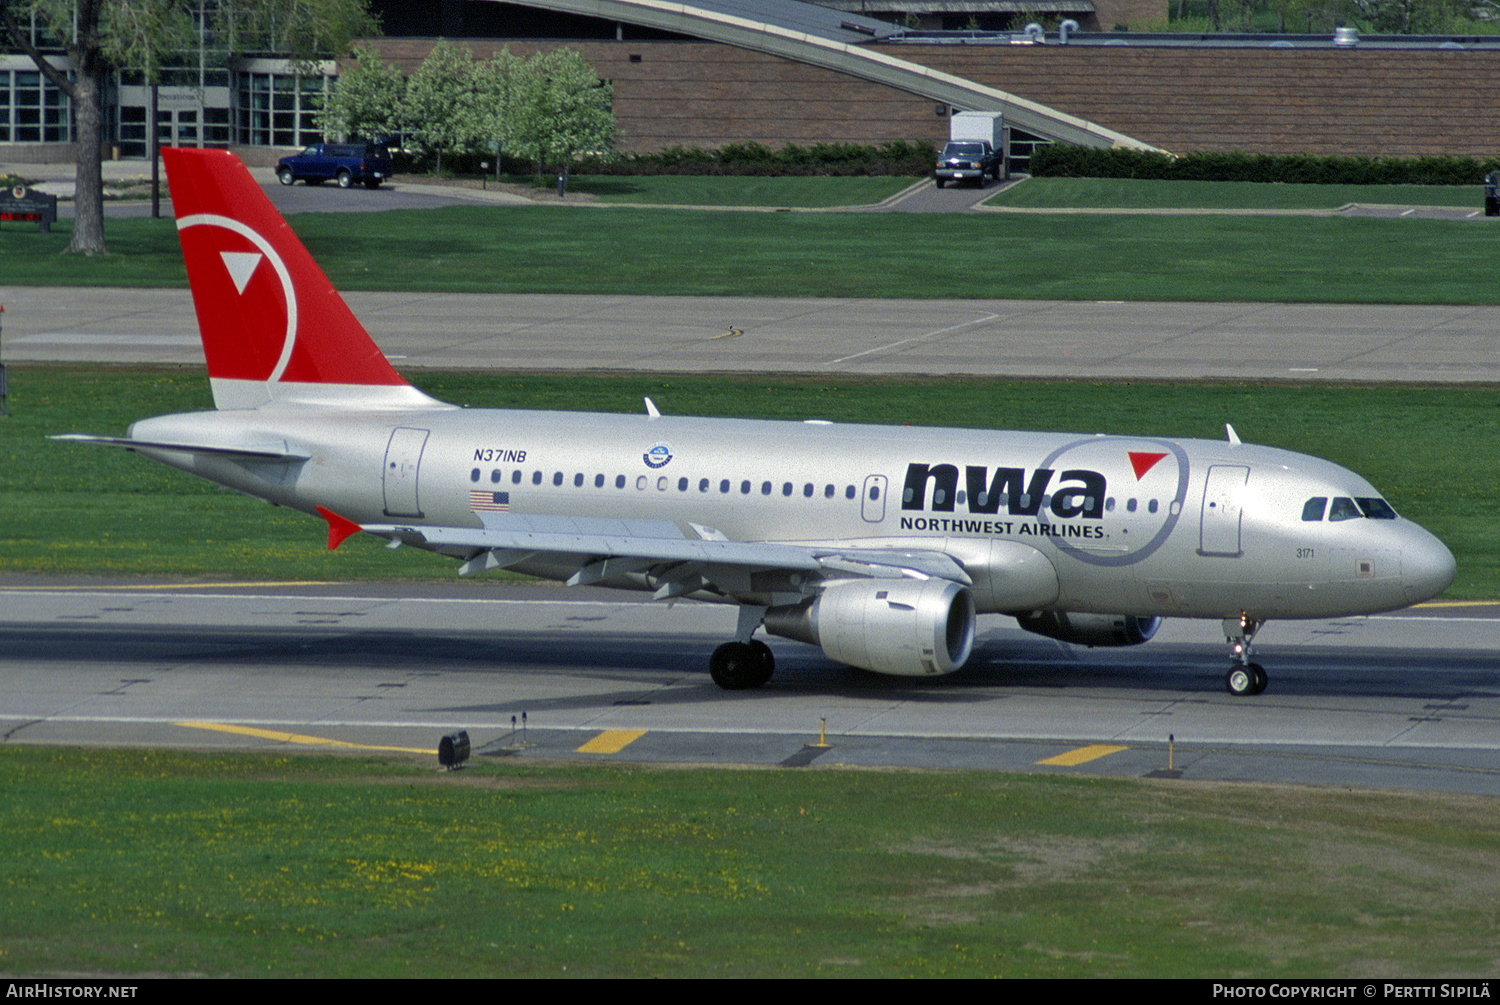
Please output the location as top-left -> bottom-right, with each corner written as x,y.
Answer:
901,463 -> 1106,519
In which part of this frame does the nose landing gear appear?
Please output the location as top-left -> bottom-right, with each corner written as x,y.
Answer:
1224,613 -> 1268,696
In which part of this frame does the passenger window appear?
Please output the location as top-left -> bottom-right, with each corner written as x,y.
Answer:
678,477 -> 689,491
845,485 -> 856,500
1147,499 -> 1158,514
741,480 -> 751,495
1302,497 -> 1327,522
1126,498 -> 1137,513
512,470 -> 522,484
470,468 -> 480,483
658,477 -> 669,491
1356,497 -> 1397,519
573,473 -> 584,487
761,481 -> 772,496
532,471 -> 543,485
491,470 -> 502,484
1328,497 -> 1361,521
720,479 -> 731,494
636,475 -> 647,490
824,484 -> 835,498
869,485 -> 880,501
782,482 -> 793,497
803,483 -> 814,498
553,472 -> 564,486
615,474 -> 626,489
594,474 -> 605,488
699,478 -> 710,492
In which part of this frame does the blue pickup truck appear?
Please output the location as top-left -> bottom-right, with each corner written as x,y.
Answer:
276,142 -> 392,189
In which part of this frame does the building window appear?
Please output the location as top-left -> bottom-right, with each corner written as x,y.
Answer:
235,70 -> 328,148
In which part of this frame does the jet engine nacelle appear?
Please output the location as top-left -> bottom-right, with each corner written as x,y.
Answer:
763,579 -> 976,677
1015,611 -> 1162,647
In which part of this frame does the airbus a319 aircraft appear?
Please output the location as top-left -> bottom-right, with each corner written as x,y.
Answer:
61,148 -> 1456,696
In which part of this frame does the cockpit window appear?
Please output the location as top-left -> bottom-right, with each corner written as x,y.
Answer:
1328,497 -> 1362,522
1302,497 -> 1327,522
1356,497 -> 1397,519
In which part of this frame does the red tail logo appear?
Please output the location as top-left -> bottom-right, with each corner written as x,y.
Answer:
163,147 -> 417,407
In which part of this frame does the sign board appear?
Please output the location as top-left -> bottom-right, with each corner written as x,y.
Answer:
0,186 -> 58,233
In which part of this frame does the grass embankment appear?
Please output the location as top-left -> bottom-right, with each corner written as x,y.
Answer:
5,367 -> 1496,596
2,747 -> 1497,978
989,176 -> 1487,211
4,201 -> 1499,303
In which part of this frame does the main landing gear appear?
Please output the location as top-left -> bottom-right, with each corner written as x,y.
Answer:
709,605 -> 773,690
1223,613 -> 1267,696
709,639 -> 774,690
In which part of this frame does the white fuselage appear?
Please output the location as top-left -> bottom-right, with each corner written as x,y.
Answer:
128,404 -> 1456,624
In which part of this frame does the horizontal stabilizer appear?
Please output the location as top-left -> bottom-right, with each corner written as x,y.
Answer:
52,433 -> 309,462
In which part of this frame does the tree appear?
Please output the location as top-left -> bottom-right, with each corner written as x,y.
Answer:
0,0 -> 376,256
320,41 -> 406,141
401,39 -> 484,174
508,49 -> 615,177
473,47 -> 524,170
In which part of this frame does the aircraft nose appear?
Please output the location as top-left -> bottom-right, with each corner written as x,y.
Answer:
1404,531 -> 1457,605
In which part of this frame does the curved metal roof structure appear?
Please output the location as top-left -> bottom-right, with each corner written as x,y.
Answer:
496,0 -> 1162,150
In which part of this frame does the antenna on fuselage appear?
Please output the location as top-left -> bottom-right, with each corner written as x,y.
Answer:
644,397 -> 661,418
1225,423 -> 1242,446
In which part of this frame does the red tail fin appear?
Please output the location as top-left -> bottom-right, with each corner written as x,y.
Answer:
163,147 -> 438,411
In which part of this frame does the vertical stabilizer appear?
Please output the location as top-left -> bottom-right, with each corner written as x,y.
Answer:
163,147 -> 440,410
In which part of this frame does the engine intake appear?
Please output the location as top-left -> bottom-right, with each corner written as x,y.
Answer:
764,579 -> 975,677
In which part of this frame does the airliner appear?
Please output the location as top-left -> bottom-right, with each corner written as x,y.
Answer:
58,148 -> 1457,696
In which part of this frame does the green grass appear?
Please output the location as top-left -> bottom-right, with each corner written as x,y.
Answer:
1,747 -> 1497,977
991,176 -> 1488,210
5,366 -> 1497,596
5,204 -> 1500,303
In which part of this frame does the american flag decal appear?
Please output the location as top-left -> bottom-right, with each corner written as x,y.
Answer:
469,490 -> 510,512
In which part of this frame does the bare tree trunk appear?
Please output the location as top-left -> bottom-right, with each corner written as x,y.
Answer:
68,67 -> 107,255
2,0 -> 108,255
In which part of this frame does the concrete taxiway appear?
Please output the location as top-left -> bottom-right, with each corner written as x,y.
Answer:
3,581 -> 1498,794
9,287 -> 1500,382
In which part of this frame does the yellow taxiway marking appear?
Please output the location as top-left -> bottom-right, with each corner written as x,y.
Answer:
1037,744 -> 1128,767
576,729 -> 647,754
708,326 -> 743,341
1414,600 -> 1500,608
177,721 -> 431,754
0,581 -> 341,592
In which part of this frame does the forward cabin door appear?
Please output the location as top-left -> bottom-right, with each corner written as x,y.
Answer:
1199,464 -> 1248,557
383,427 -> 430,518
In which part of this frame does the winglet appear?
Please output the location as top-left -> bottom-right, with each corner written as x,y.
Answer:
316,506 -> 363,550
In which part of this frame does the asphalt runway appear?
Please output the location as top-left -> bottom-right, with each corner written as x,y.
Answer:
11,287 -> 1500,382
6,182 -> 1500,791
4,580 -> 1498,793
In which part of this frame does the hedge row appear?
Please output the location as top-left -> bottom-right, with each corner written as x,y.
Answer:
1031,144 -> 1500,185
577,141 -> 939,177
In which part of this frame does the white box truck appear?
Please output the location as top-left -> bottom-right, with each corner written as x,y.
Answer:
934,111 -> 1008,187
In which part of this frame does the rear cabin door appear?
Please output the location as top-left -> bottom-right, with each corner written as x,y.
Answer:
383,427 -> 430,518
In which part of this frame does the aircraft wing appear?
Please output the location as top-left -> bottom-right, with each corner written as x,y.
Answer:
345,509 -> 971,604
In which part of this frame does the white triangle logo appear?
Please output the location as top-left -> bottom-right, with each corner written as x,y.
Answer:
220,251 -> 263,295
